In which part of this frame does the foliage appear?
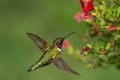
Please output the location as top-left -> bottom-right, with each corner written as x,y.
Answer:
65,0 -> 120,70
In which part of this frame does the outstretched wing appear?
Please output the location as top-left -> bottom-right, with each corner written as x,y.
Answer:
51,57 -> 80,75
26,33 -> 51,53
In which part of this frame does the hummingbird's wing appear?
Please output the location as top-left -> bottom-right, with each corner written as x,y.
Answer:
26,33 -> 51,53
51,57 -> 80,75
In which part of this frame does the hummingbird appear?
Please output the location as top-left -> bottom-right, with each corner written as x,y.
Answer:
26,32 -> 79,75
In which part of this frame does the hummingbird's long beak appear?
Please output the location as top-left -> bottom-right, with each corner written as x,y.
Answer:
64,32 -> 75,39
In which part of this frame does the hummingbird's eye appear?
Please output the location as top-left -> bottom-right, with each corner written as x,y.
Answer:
57,39 -> 64,49
60,39 -> 64,44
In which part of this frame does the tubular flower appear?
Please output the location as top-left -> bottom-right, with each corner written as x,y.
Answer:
108,23 -> 116,31
74,12 -> 84,23
78,0 -> 94,13
74,12 -> 94,23
82,46 -> 89,52
81,46 -> 89,56
83,13 -> 92,20
74,0 -> 95,23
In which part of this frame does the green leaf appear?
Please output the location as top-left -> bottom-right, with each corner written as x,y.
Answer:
85,63 -> 93,69
99,55 -> 108,61
105,43 -> 111,51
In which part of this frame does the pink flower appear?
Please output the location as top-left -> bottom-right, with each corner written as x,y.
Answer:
74,0 -> 95,23
83,13 -> 92,20
78,0 -> 94,13
82,56 -> 87,62
82,46 -> 89,52
81,46 -> 89,56
62,39 -> 70,49
74,12 -> 93,23
108,23 -> 116,31
74,12 -> 84,23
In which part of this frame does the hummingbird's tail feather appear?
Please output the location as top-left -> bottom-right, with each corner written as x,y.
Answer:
27,60 -> 51,73
27,53 -> 51,73
51,57 -> 80,76
27,68 -> 32,72
27,64 -> 34,73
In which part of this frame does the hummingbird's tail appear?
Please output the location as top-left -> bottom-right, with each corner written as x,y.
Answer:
27,60 -> 51,73
27,64 -> 34,72
27,68 -> 32,72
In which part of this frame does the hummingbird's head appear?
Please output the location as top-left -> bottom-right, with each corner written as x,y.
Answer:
53,37 -> 65,49
53,32 -> 74,50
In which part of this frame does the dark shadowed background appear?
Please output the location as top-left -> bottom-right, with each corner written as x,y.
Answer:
0,0 -> 120,80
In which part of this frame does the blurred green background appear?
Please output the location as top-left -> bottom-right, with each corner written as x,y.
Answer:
0,0 -> 120,80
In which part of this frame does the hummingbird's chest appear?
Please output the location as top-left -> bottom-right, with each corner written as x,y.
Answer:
51,47 -> 61,59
